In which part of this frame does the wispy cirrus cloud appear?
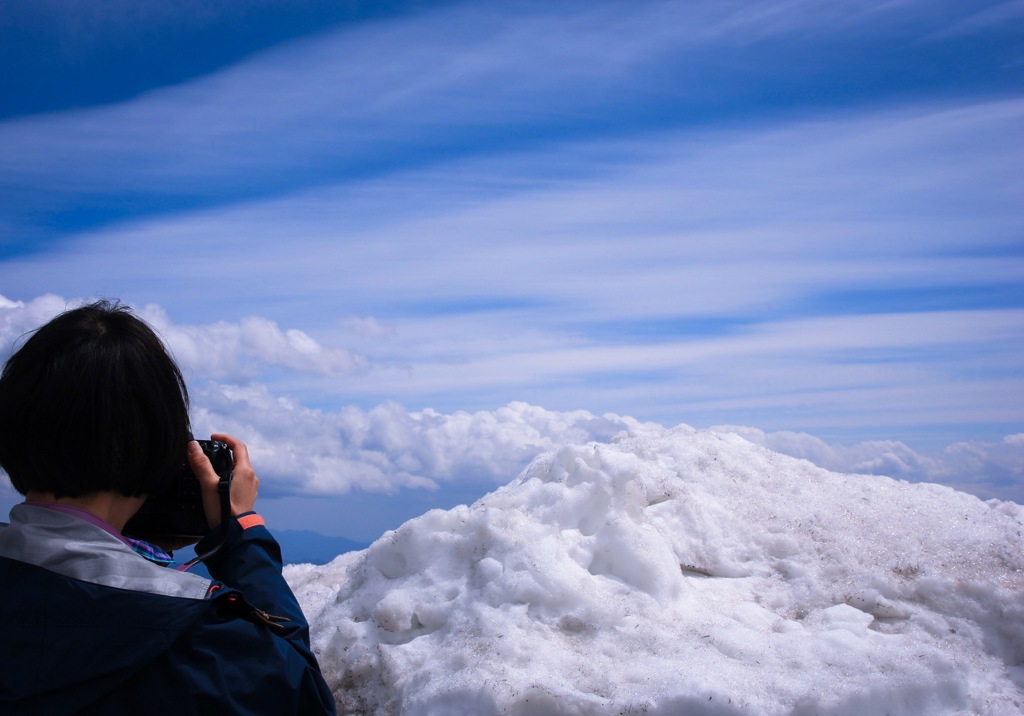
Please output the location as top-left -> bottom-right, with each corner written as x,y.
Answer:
0,96 -> 1021,432
4,98 -> 1021,316
2,0 -> 1018,247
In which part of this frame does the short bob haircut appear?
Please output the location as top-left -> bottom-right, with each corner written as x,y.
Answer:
0,300 -> 191,498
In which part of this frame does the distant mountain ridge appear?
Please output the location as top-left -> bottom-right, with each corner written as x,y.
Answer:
275,529 -> 368,566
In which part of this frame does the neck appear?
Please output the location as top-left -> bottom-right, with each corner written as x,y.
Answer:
24,491 -> 146,532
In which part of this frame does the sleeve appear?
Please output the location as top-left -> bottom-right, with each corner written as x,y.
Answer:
194,513 -> 337,714
197,513 -> 307,638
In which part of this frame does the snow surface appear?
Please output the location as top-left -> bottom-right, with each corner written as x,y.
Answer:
284,425 -> 1024,715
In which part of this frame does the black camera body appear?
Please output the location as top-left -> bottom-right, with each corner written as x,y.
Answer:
123,439 -> 233,540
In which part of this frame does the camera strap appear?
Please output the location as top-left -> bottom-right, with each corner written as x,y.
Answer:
218,471 -> 232,530
176,470 -> 234,572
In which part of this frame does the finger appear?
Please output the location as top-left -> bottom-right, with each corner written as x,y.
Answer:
188,440 -> 225,529
211,433 -> 251,470
209,432 -> 259,516
187,440 -> 218,486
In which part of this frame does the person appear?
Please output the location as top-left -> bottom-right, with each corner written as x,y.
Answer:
0,301 -> 336,715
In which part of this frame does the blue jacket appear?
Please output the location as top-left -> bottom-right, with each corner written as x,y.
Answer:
0,504 -> 336,715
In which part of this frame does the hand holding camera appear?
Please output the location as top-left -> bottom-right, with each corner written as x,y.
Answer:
190,433 -> 259,529
123,433 -> 260,542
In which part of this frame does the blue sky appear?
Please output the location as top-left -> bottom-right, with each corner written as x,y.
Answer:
1,0 -> 1023,539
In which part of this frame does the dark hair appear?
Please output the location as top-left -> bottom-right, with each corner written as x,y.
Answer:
0,300 -> 191,498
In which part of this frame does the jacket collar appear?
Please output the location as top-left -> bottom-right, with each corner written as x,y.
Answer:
0,503 -> 211,599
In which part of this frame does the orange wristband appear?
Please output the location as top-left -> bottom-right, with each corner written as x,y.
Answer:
237,513 -> 265,530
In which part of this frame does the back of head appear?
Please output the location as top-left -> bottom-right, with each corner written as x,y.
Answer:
0,300 -> 191,498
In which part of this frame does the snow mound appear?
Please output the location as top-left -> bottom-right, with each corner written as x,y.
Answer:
285,425 -> 1024,715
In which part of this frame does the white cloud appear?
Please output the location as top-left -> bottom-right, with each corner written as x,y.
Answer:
156,311 -> 366,379
190,382 -> 651,497
0,294 -> 367,380
0,294 -> 73,356
185,373 -> 1023,506
711,424 -> 1024,504
710,425 -> 945,476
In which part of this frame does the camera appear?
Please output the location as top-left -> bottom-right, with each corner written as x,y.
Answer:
123,439 -> 234,540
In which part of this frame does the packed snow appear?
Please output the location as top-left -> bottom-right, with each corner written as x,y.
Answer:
284,425 -> 1024,715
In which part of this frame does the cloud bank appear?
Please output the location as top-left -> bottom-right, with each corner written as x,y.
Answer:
194,383 -> 1024,504
1,294 -> 1021,506
190,383 -> 648,496
711,425 -> 1024,503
